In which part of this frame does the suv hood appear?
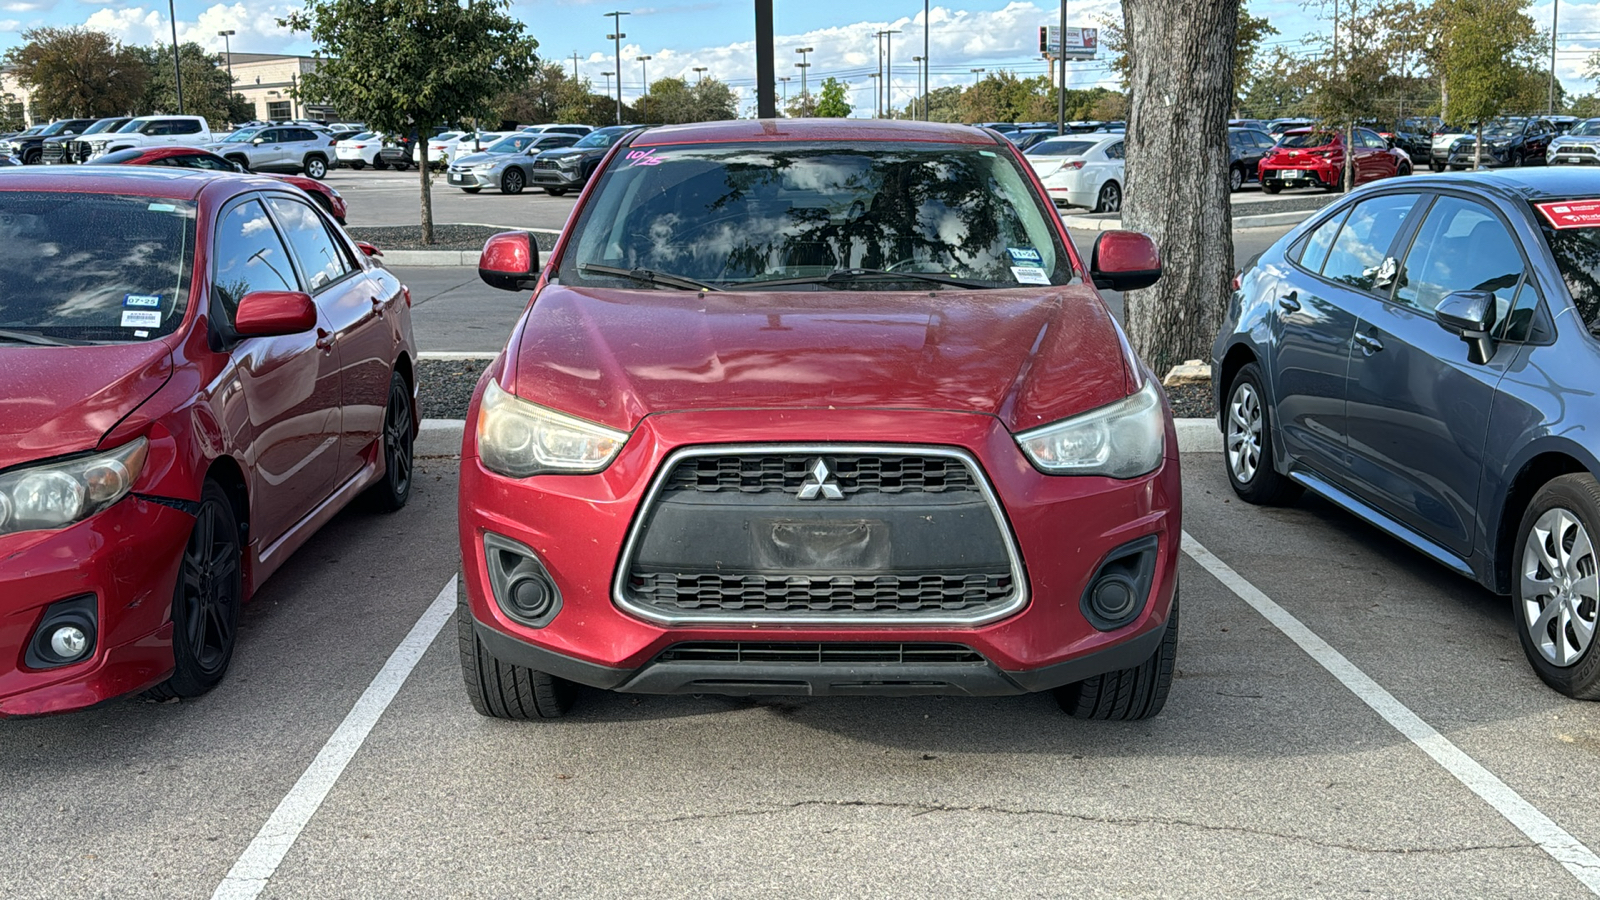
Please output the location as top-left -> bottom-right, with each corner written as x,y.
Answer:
505,283 -> 1135,433
0,343 -> 172,469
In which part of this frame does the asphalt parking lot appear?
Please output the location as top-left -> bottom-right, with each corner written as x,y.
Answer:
5,453 -> 1599,898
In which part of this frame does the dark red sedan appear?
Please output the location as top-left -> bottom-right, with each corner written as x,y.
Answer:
458,120 -> 1181,721
94,146 -> 349,224
0,168 -> 417,716
1259,127 -> 1412,193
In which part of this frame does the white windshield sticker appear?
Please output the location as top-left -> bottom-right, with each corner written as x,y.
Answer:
121,310 -> 161,328
1011,266 -> 1051,285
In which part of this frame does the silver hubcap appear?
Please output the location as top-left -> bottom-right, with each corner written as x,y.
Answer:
1522,508 -> 1598,667
1226,381 -> 1263,484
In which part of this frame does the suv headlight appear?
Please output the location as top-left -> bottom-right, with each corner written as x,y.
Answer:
1015,380 -> 1165,478
476,380 -> 627,477
556,155 -> 581,169
0,438 -> 149,536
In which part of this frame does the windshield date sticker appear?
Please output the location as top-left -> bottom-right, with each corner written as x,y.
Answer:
1536,199 -> 1600,229
147,203 -> 177,212
121,310 -> 161,328
1011,265 -> 1051,285
625,148 -> 663,166
123,293 -> 161,308
1008,247 -> 1043,265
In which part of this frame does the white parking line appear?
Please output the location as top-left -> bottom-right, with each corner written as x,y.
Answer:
210,577 -> 457,900
1182,532 -> 1600,894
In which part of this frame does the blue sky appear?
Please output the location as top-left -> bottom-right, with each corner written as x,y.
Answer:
2,1 -> 1595,115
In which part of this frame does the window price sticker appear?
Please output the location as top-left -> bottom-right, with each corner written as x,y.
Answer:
1535,199 -> 1600,229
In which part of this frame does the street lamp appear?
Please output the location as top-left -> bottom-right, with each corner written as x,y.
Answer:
794,46 -> 813,99
604,10 -> 630,125
637,55 -> 651,120
877,29 -> 900,120
779,75 -> 791,109
911,56 -> 923,120
167,0 -> 184,114
867,72 -> 880,118
1550,0 -> 1560,115
922,0 -> 929,121
693,66 -> 709,82
970,67 -> 986,87
218,30 -> 236,89
601,71 -> 614,100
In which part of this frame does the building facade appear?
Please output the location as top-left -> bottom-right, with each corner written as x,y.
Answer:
226,53 -> 339,122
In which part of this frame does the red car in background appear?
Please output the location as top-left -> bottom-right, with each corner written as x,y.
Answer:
1259,127 -> 1412,193
458,120 -> 1181,722
0,168 -> 417,716
94,146 -> 350,224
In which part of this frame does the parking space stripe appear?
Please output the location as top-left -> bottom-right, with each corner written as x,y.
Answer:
1182,532 -> 1600,894
210,577 -> 458,900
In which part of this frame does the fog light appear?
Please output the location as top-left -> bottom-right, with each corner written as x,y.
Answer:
50,625 -> 88,660
508,575 -> 554,619
1089,575 -> 1138,621
483,532 -> 563,628
1080,535 -> 1159,632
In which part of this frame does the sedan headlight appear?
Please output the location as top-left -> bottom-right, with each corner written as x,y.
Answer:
476,379 -> 627,478
0,438 -> 148,536
1015,380 -> 1164,478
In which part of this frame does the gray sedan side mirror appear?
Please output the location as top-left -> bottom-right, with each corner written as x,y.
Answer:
1435,289 -> 1497,364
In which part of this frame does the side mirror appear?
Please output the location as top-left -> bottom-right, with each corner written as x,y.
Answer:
234,291 -> 317,337
1090,230 -> 1162,292
354,241 -> 383,258
479,231 -> 540,291
1435,289 -> 1497,364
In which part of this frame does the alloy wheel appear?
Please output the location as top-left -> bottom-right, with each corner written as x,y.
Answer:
1230,167 -> 1244,192
1521,508 -> 1598,667
385,381 -> 414,498
1226,381 -> 1263,484
1097,182 -> 1121,213
179,498 -> 239,677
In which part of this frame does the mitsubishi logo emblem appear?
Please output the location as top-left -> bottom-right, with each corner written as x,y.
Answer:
797,458 -> 844,500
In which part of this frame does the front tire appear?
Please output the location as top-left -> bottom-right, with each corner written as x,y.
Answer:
1057,587 -> 1179,720
457,577 -> 575,719
500,168 -> 525,195
303,156 -> 327,180
364,370 -> 414,512
1514,475 -> 1600,699
1229,164 -> 1245,193
1093,180 -> 1122,214
461,186 -> 482,194
373,156 -> 388,170
1223,362 -> 1302,505
149,481 -> 242,700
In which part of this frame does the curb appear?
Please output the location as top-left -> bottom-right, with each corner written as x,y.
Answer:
415,417 -> 1224,458
374,226 -> 561,267
1068,210 -> 1312,232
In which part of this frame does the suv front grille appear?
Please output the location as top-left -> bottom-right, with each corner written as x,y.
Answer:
531,159 -> 559,169
655,642 -> 984,664
616,446 -> 1026,625
665,454 -> 976,495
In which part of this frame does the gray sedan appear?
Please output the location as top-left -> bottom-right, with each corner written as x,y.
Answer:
446,133 -> 580,194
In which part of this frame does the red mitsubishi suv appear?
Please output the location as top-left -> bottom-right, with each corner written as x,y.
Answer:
458,120 -> 1180,720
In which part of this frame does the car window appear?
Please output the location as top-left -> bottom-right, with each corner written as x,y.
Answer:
1027,140 -> 1096,157
1321,193 -> 1419,293
1395,196 -> 1522,315
173,120 -> 201,135
212,199 -> 300,324
1105,141 -> 1125,160
1361,131 -> 1388,150
266,196 -> 352,292
1497,280 -> 1541,342
185,154 -> 234,171
1294,208 -> 1349,272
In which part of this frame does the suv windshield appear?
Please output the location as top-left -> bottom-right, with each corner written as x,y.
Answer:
1571,121 -> 1600,137
559,141 -> 1073,290
0,192 -> 195,342
223,128 -> 261,143
1483,120 -> 1526,137
1027,140 -> 1096,157
1281,132 -> 1337,148
575,128 -> 628,149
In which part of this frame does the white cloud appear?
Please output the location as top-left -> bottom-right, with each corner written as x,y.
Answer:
2,1 -> 54,13
85,3 -> 297,53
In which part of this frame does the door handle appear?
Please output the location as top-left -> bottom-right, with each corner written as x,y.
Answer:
315,328 -> 335,351
1354,333 -> 1384,354
1277,292 -> 1301,312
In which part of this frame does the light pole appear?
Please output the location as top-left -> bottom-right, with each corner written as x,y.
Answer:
795,47 -> 813,99
1057,0 -> 1067,135
779,75 -> 791,109
218,30 -> 236,90
604,10 -> 629,125
912,56 -> 923,120
1550,0 -> 1560,115
693,66 -> 709,82
637,55 -> 651,120
970,67 -> 985,87
601,71 -> 614,101
868,73 -> 880,118
167,0 -> 184,114
923,0 -> 929,121
883,29 -> 900,119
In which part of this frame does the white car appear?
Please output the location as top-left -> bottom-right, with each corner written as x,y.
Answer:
82,116 -> 213,160
1430,124 -> 1474,171
416,131 -> 514,167
1025,135 -> 1125,213
335,132 -> 388,169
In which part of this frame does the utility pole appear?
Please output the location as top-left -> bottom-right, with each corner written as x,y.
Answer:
167,0 -> 184,114
923,0 -> 930,121
1057,0 -> 1067,135
883,30 -> 900,119
1550,0 -> 1560,115
637,55 -> 651,121
604,10 -> 630,125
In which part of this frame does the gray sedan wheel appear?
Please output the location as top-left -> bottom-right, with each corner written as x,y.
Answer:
501,167 -> 525,195
1223,362 -> 1301,506
1515,474 -> 1600,698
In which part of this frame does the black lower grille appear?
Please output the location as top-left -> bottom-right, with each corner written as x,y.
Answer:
656,642 -> 984,664
630,571 -> 1014,614
531,159 -> 559,169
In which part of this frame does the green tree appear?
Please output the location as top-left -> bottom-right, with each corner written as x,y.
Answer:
502,61 -> 595,124
636,76 -> 736,124
3,27 -> 148,119
1103,4 -> 1274,112
280,0 -> 537,243
813,77 -> 852,117
1437,0 -> 1541,167
132,42 -> 250,126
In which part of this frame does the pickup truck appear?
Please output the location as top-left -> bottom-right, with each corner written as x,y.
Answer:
80,116 -> 213,161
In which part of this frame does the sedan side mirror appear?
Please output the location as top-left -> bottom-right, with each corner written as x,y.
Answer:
234,291 -> 318,337
478,231 -> 541,292
1435,289 -> 1497,364
1090,230 -> 1162,292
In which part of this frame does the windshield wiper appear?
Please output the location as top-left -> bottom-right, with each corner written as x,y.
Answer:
578,263 -> 722,292
0,328 -> 87,347
734,268 -> 994,290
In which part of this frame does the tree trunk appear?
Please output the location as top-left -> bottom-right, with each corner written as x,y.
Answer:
1121,0 -> 1239,376
1344,121 -> 1355,191
1474,123 -> 1483,170
419,138 -> 434,245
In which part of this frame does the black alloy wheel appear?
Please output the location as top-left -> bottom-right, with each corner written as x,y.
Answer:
373,155 -> 388,170
501,168 -> 525,195
149,481 -> 242,700
366,370 -> 414,511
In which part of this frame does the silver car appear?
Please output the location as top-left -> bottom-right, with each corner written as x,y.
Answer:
446,132 -> 580,194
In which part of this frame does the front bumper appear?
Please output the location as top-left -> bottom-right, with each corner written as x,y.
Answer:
530,166 -> 584,187
459,406 -> 1181,697
1447,147 -> 1512,167
0,497 -> 192,716
447,168 -> 500,189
